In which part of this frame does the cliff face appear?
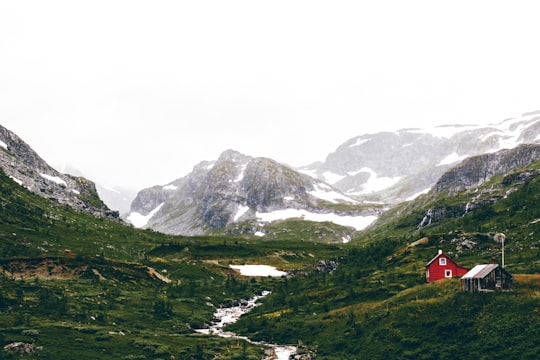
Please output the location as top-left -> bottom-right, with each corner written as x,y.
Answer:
415,144 -> 540,230
433,144 -> 540,194
0,124 -> 118,219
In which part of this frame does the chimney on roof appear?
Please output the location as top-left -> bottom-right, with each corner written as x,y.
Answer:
438,249 -> 443,255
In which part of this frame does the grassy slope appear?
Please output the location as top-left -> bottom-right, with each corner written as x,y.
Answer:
0,170 -> 342,359
229,162 -> 540,359
1,159 -> 539,359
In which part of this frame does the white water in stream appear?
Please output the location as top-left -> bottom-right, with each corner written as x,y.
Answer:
195,291 -> 296,359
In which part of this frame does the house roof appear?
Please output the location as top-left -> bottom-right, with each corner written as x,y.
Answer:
426,250 -> 452,267
461,264 -> 499,279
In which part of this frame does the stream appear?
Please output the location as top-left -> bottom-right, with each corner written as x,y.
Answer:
195,291 -> 297,359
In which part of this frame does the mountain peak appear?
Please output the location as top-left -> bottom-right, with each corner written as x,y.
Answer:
217,149 -> 251,163
128,149 -> 374,236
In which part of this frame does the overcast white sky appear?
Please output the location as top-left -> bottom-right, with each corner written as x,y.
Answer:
1,1 -> 539,190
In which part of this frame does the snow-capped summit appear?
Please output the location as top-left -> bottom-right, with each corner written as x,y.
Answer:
300,111 -> 540,203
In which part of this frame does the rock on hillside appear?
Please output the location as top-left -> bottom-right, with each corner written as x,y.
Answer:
128,150 -> 374,236
0,124 -> 119,219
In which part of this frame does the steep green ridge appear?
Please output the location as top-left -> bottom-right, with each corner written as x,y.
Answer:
229,160 -> 540,359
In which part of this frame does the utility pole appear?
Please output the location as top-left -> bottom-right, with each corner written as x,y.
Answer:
494,233 -> 506,268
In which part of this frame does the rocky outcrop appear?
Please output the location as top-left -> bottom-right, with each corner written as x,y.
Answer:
416,144 -> 540,230
0,124 -> 118,219
3,342 -> 43,355
433,144 -> 540,194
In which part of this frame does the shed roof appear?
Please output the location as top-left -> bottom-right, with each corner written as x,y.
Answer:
461,264 -> 499,279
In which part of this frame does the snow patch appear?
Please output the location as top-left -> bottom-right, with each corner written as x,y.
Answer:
406,188 -> 431,201
322,171 -> 346,184
254,231 -> 265,237
347,169 -> 366,176
308,184 -> 358,204
352,167 -> 402,194
349,138 -> 370,147
0,139 -> 7,150
229,265 -> 287,277
438,152 -> 468,166
71,189 -> 80,195
256,208 -> 377,230
39,173 -> 67,186
9,176 -> 23,186
235,164 -> 248,182
234,205 -> 250,222
406,124 -> 481,139
283,196 -> 294,201
127,202 -> 164,228
162,184 -> 178,191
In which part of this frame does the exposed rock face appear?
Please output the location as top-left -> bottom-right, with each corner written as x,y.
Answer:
0,124 -> 118,219
128,150 -> 366,235
433,144 -> 540,194
302,112 -> 540,203
416,144 -> 540,230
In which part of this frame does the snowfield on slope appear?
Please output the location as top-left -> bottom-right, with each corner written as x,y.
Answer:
229,265 -> 287,277
127,202 -> 164,228
256,208 -> 377,231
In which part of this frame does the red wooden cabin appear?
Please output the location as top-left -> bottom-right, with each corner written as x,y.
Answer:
426,250 -> 469,282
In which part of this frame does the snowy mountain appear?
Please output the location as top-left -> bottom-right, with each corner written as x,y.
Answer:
301,111 -> 540,203
0,124 -> 119,219
127,111 -> 539,236
127,150 -> 378,236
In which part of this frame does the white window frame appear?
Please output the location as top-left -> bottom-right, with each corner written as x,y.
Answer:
439,257 -> 446,266
445,270 -> 452,278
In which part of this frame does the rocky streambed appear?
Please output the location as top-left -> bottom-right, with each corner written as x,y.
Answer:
195,290 -> 296,359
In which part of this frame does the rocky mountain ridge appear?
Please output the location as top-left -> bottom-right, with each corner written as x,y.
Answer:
0,124 -> 119,219
128,150 -> 374,236
302,111 -> 540,203
129,111 -> 539,236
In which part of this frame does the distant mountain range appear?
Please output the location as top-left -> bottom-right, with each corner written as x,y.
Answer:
127,111 -> 540,235
301,110 -> 540,203
1,110 -> 538,236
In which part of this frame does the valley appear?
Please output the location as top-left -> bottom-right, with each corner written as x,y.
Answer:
1,119 -> 539,359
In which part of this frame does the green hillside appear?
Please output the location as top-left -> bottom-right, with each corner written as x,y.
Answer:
0,170 -> 342,359
1,157 -> 539,359
229,160 -> 540,359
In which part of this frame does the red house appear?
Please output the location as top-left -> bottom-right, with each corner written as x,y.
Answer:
426,250 -> 469,282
